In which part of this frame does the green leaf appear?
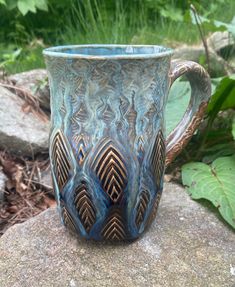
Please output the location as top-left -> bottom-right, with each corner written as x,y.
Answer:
4,0 -> 17,10
17,0 -> 36,15
182,155 -> 235,229
0,48 -> 22,68
35,0 -> 48,12
213,19 -> 235,38
15,0 -> 47,14
0,0 -> 6,5
189,11 -> 235,37
232,116 -> 235,140
165,77 -> 219,136
160,5 -> 183,22
165,80 -> 190,135
207,76 -> 235,115
202,143 -> 235,163
165,75 -> 226,164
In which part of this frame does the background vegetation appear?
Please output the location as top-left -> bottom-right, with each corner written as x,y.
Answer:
0,0 -> 234,229
0,0 -> 235,73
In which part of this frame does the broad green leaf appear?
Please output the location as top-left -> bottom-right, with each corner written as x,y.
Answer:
35,0 -> 48,12
190,10 -> 226,32
4,0 -> 17,10
214,19 -> 235,38
207,76 -> 235,115
190,11 -> 235,37
165,78 -> 219,136
182,155 -> 235,229
0,0 -> 6,5
165,80 -> 190,135
17,0 -> 36,15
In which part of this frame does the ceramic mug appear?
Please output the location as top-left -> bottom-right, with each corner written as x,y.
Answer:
43,45 -> 211,241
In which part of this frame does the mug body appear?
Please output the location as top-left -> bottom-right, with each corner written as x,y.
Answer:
44,45 -> 172,241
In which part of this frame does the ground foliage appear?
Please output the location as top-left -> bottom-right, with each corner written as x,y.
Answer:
0,151 -> 55,235
182,155 -> 235,228
1,0 -> 235,73
177,75 -> 235,228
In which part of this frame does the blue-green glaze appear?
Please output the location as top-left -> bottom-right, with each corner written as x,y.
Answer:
43,45 -> 210,241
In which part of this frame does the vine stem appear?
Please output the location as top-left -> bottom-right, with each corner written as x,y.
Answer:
190,4 -> 211,74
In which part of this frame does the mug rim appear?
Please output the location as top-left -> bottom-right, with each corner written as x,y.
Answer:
43,44 -> 173,60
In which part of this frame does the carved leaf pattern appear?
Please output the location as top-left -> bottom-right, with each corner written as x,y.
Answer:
59,101 -> 66,116
72,134 -> 87,165
51,130 -> 72,191
92,138 -> 127,203
135,190 -> 150,229
147,192 -> 162,226
74,183 -> 96,233
45,53 -> 184,240
74,100 -> 89,123
101,210 -> 126,240
61,205 -> 77,232
150,130 -> 165,188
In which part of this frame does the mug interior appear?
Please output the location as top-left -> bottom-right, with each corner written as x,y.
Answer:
43,44 -> 172,59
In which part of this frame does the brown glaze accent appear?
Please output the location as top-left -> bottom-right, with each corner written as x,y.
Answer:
166,60 -> 211,166
91,138 -> 127,203
147,192 -> 162,227
125,93 -> 137,148
137,135 -> 145,154
74,183 -> 96,233
101,210 -> 126,240
59,102 -> 66,115
73,100 -> 89,123
72,134 -> 87,165
61,205 -> 77,232
135,190 -> 150,229
150,130 -> 166,187
51,130 -> 72,191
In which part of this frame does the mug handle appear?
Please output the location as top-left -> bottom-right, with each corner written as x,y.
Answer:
165,59 -> 211,166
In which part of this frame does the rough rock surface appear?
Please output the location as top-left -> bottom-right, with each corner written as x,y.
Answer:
0,183 -> 235,287
9,69 -> 50,111
173,45 -> 227,77
0,169 -> 7,202
0,86 -> 50,156
208,31 -> 235,54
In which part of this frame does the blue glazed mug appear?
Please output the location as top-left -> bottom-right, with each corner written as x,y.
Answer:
43,45 -> 211,241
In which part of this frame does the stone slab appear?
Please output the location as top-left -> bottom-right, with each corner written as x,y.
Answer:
0,183 -> 234,287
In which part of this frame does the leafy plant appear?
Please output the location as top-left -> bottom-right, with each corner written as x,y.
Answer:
165,77 -> 220,136
190,10 -> 235,37
0,42 -> 45,73
182,155 -> 235,228
207,76 -> 235,113
181,74 -> 235,228
2,0 -> 48,15
165,79 -> 190,135
0,47 -> 22,69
